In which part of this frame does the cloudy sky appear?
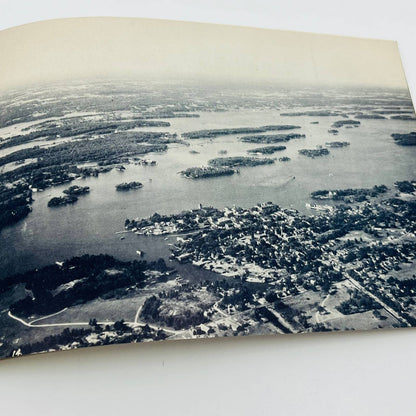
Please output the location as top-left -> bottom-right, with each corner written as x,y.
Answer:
0,17 -> 409,91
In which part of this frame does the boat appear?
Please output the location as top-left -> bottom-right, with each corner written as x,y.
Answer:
305,203 -> 334,212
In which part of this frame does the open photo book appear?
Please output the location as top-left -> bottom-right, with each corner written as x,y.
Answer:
0,17 -> 415,360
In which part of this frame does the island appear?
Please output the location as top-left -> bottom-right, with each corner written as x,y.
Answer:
355,114 -> 386,120
48,195 -> 78,207
298,148 -> 330,158
391,132 -> 416,146
325,141 -> 350,148
372,110 -> 413,115
328,129 -> 339,134
280,110 -> 343,117
239,133 -> 305,144
331,120 -> 361,128
63,185 -> 90,196
247,145 -> 286,154
115,181 -> 143,191
278,157 -> 291,162
390,115 -> 416,120
181,125 -> 301,139
208,156 -> 275,168
47,185 -> 90,207
180,166 -> 236,179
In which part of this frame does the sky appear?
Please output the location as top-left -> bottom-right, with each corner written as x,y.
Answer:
0,17 -> 409,91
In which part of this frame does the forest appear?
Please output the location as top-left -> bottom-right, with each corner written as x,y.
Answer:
3,254 -> 171,318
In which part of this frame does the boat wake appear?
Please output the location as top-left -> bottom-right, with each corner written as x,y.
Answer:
256,175 -> 295,188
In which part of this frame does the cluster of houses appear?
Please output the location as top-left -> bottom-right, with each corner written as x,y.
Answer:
128,190 -> 416,328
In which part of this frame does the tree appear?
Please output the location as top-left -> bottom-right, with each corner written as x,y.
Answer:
114,319 -> 129,332
265,291 -> 277,303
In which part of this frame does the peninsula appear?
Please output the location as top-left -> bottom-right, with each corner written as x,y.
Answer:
311,185 -> 387,202
124,181 -> 416,335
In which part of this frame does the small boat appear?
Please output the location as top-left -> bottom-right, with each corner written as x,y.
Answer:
306,203 -> 334,212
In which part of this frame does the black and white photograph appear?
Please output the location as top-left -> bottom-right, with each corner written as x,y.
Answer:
0,16 -> 415,360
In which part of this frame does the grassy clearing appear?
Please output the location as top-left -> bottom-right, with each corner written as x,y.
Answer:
21,279 -> 179,325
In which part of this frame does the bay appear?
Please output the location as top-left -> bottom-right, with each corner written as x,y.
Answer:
0,108 -> 415,279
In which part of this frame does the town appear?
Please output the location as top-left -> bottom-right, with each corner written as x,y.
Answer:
125,181 -> 416,334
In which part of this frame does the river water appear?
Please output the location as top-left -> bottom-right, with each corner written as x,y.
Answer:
0,109 -> 415,279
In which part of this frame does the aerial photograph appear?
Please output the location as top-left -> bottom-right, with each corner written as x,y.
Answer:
0,17 -> 415,359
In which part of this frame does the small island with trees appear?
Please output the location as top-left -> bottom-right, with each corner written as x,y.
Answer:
325,141 -> 350,148
48,185 -> 90,207
239,133 -> 305,144
390,115 -> 416,120
298,148 -> 330,158
63,185 -> 90,196
180,166 -> 236,179
181,125 -> 301,139
115,181 -> 143,191
208,156 -> 275,168
247,145 -> 286,154
331,120 -> 360,128
355,114 -> 386,120
280,110 -> 343,117
392,132 -> 416,146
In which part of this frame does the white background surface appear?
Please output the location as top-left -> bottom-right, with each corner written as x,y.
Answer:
0,1 -> 415,415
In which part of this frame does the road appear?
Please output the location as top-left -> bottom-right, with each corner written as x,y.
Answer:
346,277 -> 410,327
8,310 -> 115,328
8,307 -> 182,336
